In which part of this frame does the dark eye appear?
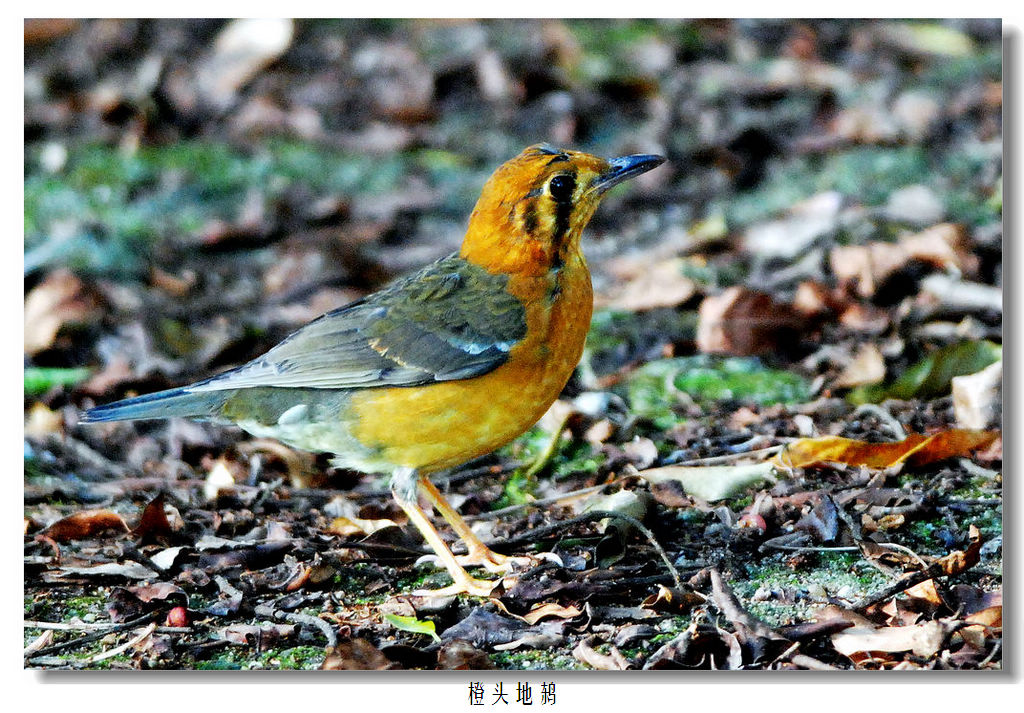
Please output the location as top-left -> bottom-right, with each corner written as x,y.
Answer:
548,174 -> 575,203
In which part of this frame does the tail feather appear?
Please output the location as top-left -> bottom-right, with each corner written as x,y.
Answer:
81,386 -> 226,423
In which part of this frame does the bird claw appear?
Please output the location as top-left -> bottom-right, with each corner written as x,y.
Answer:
412,576 -> 500,598
454,549 -> 537,574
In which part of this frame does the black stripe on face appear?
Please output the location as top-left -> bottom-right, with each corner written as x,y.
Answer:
551,171 -> 576,244
522,200 -> 539,236
546,154 -> 570,165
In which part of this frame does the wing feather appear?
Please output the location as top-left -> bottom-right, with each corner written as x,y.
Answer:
187,254 -> 526,393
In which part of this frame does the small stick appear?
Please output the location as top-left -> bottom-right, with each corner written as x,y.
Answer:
25,612 -> 160,659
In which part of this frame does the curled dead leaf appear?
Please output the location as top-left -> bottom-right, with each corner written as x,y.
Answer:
132,493 -> 175,539
322,638 -> 396,670
831,620 -> 952,659
24,268 -> 102,355
697,287 -> 802,355
45,510 -> 129,542
774,429 -> 1000,470
641,584 -> 704,614
830,223 -> 974,298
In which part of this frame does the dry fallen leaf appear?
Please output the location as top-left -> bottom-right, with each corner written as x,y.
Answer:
196,19 -> 295,111
437,640 -> 495,670
44,510 -> 129,542
24,402 -> 64,439
952,360 -> 1002,430
641,584 -> 705,614
640,462 -> 777,502
220,623 -> 296,646
59,561 -> 158,580
774,429 -> 1000,470
831,620 -> 952,659
24,268 -> 102,355
596,257 -> 698,311
573,636 -> 630,670
697,287 -> 803,355
932,524 -> 982,577
322,639 -> 395,670
520,603 -> 583,626
833,343 -> 886,389
830,223 -> 974,298
132,493 -> 175,539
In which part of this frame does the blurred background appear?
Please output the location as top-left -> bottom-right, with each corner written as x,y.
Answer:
25,19 -> 1002,399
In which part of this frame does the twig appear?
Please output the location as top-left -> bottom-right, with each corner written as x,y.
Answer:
254,604 -> 338,647
83,622 -> 157,664
851,569 -> 941,611
521,410 -> 572,479
492,509 -> 681,589
760,544 -> 860,552
24,620 -> 189,634
790,653 -> 841,671
467,482 -> 611,522
24,612 -> 161,659
852,404 -> 906,440
709,568 -> 786,642
669,445 -> 783,466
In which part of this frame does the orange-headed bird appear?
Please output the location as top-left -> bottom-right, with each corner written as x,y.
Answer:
83,144 -> 665,596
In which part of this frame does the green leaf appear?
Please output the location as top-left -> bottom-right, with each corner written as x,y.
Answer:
24,367 -> 92,396
627,356 -> 810,428
849,340 -> 1002,404
383,613 -> 440,643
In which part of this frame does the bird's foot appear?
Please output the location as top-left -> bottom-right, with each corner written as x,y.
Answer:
412,572 -> 500,598
454,547 -> 536,575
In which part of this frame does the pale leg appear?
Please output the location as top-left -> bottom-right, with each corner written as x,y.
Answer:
418,476 -> 534,574
390,467 -> 498,597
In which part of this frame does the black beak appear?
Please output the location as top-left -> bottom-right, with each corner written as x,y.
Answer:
592,153 -> 666,194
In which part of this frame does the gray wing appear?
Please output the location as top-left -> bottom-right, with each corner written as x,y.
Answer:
187,254 -> 527,392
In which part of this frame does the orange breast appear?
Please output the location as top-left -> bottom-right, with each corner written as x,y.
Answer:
349,255 -> 592,473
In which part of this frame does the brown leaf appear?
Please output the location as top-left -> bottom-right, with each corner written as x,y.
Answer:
437,640 -> 495,670
321,638 -> 396,670
833,343 -> 886,389
596,258 -> 697,312
774,429 -> 1000,470
831,620 -> 952,659
641,584 -> 705,614
696,287 -> 802,355
829,223 -> 973,298
572,636 -> 630,670
904,579 -> 944,608
45,510 -> 129,542
24,403 -> 64,438
933,524 -> 982,577
520,602 -> 583,625
132,493 -> 175,539
24,269 -> 102,355
128,582 -> 187,604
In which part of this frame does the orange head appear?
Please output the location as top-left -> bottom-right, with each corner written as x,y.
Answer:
461,144 -> 665,276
